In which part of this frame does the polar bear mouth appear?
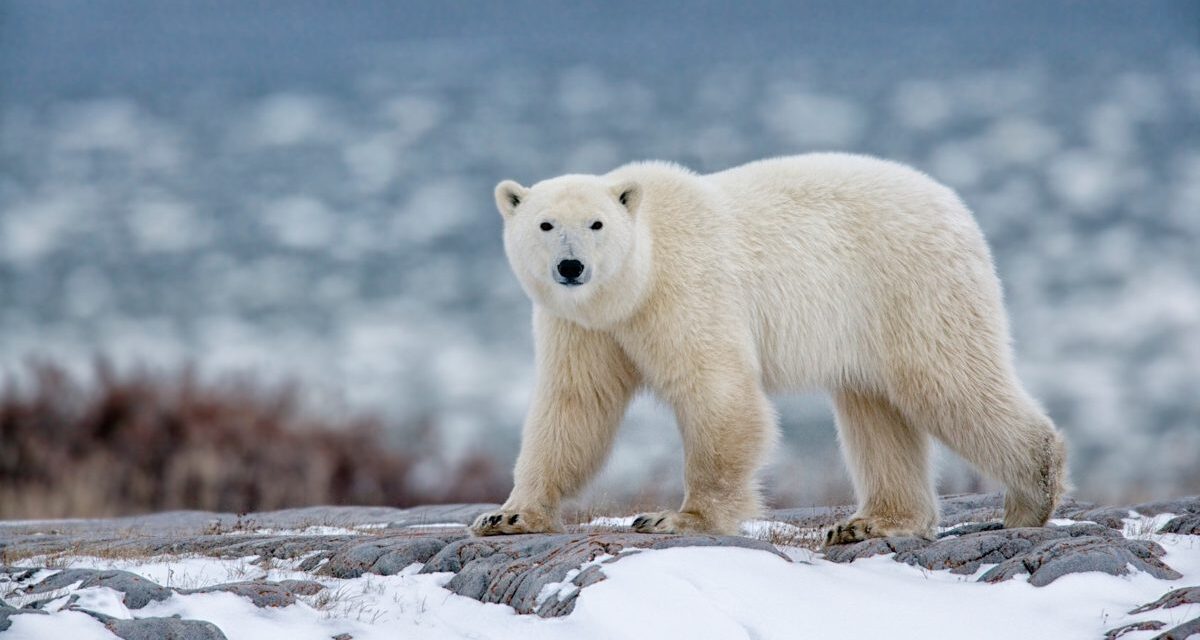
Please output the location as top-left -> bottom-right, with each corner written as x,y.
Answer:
553,259 -> 590,286
554,275 -> 588,286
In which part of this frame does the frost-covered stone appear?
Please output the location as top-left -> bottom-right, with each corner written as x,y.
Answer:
1056,496 -> 1200,530
1060,506 -> 1136,529
423,533 -> 788,617
1104,620 -> 1166,639
102,617 -> 228,640
13,568 -> 173,609
979,536 -> 1180,586
1154,617 -> 1200,640
5,567 -> 325,616
0,603 -> 47,632
1131,497 -> 1200,516
820,522 -> 1181,586
179,580 -> 326,608
0,492 -> 1195,624
1129,586 -> 1200,614
318,534 -> 463,578
897,527 -> 1083,574
936,521 -> 1004,537
821,536 -> 931,563
1159,514 -> 1200,535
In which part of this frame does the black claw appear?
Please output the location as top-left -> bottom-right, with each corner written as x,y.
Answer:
632,516 -> 646,528
488,514 -> 501,526
508,514 -> 520,525
654,517 -> 665,527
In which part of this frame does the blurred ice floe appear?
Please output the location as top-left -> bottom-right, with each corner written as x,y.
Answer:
1,1 -> 1198,504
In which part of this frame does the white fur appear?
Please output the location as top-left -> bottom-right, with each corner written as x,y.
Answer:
473,153 -> 1067,541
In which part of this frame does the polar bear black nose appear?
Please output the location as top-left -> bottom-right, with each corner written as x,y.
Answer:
557,259 -> 585,280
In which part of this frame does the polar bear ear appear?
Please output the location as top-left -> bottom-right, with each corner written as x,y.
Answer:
611,181 -> 641,215
494,180 -> 528,218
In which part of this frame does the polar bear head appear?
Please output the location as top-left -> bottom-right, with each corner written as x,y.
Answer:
495,175 -> 642,316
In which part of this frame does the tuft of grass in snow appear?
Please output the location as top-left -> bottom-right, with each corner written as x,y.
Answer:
741,520 -> 825,552
1123,512 -> 1179,542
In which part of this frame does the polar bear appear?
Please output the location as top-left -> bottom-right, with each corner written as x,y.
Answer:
471,153 -> 1067,544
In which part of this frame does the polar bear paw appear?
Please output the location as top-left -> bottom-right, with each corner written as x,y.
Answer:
469,509 -> 562,536
631,510 -> 711,534
823,516 -> 929,546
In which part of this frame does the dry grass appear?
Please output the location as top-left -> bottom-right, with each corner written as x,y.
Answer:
756,522 -> 826,551
0,359 -> 510,519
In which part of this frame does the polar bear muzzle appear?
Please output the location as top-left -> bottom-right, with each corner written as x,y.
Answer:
554,259 -> 589,286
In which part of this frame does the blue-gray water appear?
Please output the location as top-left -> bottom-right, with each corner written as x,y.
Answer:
2,1 -> 1198,502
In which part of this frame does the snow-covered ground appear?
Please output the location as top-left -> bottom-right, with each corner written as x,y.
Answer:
4,513 -> 1198,640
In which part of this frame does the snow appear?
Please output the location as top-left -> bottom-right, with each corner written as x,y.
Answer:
4,611 -> 119,640
250,525 -> 367,537
4,514 -> 1198,640
534,553 -> 614,610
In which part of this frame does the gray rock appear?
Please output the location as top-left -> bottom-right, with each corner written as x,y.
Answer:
385,504 -> 499,529
1051,496 -> 1198,530
771,493 -> 1103,530
15,569 -> 173,609
937,522 -> 1004,538
64,605 -> 226,633
298,550 -> 336,571
1105,620 -> 1166,639
0,530 -> 365,568
277,579 -> 326,596
0,506 -> 415,538
318,534 -> 463,578
937,493 -> 1005,526
103,617 -> 228,640
1129,586 -> 1200,614
6,566 -> 326,613
179,580 -> 326,608
1153,616 -> 1200,640
3,493 -> 1196,620
1131,497 -> 1200,517
897,524 -> 1124,576
821,537 -> 931,564
980,536 -> 1181,586
0,567 -> 41,582
423,533 -> 788,617
1058,506 -> 1135,529
0,604 -> 47,632
1160,514 -> 1200,535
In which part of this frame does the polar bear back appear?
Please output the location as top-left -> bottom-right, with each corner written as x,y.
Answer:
606,153 -> 1011,395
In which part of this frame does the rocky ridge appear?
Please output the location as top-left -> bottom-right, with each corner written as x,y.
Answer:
1,494 -> 1197,639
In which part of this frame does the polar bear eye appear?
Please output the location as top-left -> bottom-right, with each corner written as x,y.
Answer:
590,221 -> 603,230
539,222 -> 553,231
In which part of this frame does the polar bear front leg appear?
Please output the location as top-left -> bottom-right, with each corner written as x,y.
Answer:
472,310 -> 640,536
633,370 -> 776,536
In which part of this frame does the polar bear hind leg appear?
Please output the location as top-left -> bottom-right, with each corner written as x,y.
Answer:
889,365 -> 1068,531
826,390 -> 939,545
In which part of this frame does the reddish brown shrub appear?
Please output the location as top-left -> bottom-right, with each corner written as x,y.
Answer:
0,359 -> 510,519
